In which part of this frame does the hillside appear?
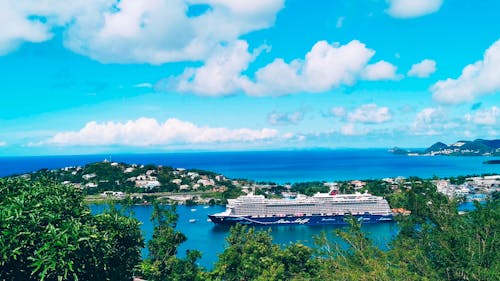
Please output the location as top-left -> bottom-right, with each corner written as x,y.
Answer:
391,139 -> 500,156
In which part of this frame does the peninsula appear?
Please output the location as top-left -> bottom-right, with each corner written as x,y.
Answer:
390,139 -> 500,156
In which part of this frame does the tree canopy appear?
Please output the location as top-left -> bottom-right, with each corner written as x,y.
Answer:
0,178 -> 144,281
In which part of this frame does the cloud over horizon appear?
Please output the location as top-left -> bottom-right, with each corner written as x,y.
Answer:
43,117 -> 284,147
348,104 -> 392,124
464,106 -> 499,125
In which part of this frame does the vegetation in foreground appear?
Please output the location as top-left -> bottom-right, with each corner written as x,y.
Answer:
1,178 -> 498,280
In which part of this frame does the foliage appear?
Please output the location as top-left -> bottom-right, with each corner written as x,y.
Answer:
364,180 -> 391,196
0,177 -> 143,281
138,201 -> 202,281
210,224 -> 316,281
392,198 -> 500,280
291,181 -> 329,196
2,173 -> 498,281
314,218 -> 419,281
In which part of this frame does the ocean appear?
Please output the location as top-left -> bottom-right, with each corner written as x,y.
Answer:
90,204 -> 398,270
3,149 -> 496,269
0,149 -> 498,182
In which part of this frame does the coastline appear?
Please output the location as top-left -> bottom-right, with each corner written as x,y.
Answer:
1,149 -> 498,183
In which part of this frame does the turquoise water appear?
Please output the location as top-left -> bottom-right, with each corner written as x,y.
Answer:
90,204 -> 398,269
3,150 -> 495,268
1,150 -> 498,182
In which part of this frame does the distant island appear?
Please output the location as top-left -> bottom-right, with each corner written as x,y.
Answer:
390,139 -> 500,156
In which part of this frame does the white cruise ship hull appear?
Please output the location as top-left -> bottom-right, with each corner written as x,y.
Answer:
208,213 -> 393,226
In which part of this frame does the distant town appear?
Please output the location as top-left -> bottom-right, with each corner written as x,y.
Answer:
9,159 -> 499,207
390,138 -> 500,156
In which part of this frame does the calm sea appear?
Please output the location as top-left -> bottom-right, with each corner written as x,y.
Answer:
0,149 -> 498,182
3,150 -> 495,269
90,204 -> 398,269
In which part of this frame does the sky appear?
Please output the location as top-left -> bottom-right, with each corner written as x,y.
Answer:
0,0 -> 499,156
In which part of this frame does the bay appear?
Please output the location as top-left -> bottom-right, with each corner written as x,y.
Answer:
90,204 -> 398,270
3,150 -> 491,269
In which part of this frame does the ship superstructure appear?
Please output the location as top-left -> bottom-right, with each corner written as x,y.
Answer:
208,192 -> 393,226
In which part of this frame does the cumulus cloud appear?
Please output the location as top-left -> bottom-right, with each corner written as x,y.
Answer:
44,117 -> 282,146
432,39 -> 500,104
464,106 -> 499,125
410,107 -> 455,135
361,61 -> 400,81
170,40 -> 256,96
0,0 -> 284,63
0,3 -> 52,55
408,59 -> 436,78
243,40 -> 378,95
172,39 -> 398,96
268,111 -> 304,126
386,0 -> 444,18
348,104 -> 392,124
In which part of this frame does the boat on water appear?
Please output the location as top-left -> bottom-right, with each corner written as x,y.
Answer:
208,192 -> 393,226
189,219 -> 197,223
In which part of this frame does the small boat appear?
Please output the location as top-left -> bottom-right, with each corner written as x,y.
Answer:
189,219 -> 196,223
203,206 -> 209,209
190,208 -> 197,212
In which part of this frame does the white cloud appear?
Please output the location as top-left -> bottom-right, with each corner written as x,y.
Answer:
464,106 -> 499,125
340,123 -> 369,136
0,141 -> 6,147
0,3 -> 52,55
386,0 -> 444,18
408,59 -> 436,78
268,111 -> 304,125
244,40 -> 376,95
0,0 -> 284,63
432,38 -> 500,104
410,107 -> 449,135
361,60 -> 400,81
330,107 -> 346,117
172,39 -> 398,96
171,40 -> 256,96
44,117 -> 282,146
348,104 -> 392,124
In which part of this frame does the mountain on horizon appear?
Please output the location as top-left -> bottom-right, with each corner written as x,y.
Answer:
391,139 -> 500,156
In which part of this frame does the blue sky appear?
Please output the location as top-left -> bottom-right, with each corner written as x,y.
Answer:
0,0 -> 499,155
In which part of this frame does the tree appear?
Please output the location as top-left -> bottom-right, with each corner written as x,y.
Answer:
0,177 -> 143,281
210,224 -> 315,281
139,201 -> 202,281
314,218 -> 418,281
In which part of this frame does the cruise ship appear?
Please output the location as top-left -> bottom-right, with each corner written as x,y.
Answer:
208,192 -> 393,226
